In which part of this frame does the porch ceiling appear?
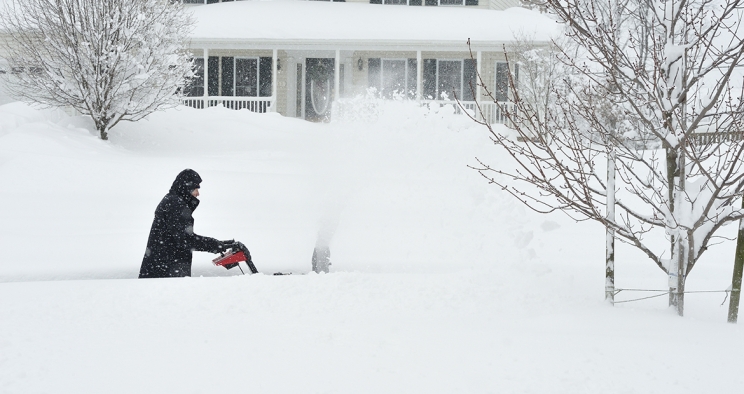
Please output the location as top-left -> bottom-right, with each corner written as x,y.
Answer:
188,38 -> 515,53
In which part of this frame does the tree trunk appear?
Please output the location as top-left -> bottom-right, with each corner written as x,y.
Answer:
606,150 -> 616,304
675,154 -> 688,316
669,238 -> 687,316
728,199 -> 744,323
666,146 -> 678,308
667,146 -> 686,316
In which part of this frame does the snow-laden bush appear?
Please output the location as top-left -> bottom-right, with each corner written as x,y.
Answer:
0,0 -> 194,140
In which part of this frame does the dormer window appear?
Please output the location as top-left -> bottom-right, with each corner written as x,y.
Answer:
370,0 -> 478,4
179,0 -> 234,4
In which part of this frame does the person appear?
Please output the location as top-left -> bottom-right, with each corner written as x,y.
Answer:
139,169 -> 233,278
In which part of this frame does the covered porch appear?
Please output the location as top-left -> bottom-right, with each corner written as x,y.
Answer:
183,40 -> 516,125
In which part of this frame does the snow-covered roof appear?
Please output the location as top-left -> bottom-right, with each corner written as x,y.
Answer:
189,1 -> 559,51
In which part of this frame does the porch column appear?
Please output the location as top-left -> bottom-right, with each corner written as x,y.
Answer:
476,50 -> 482,121
416,50 -> 422,100
334,50 -> 340,101
203,48 -> 209,108
474,51 -> 486,121
272,49 -> 278,112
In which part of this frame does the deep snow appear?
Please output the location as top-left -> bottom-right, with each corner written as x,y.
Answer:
0,100 -> 742,393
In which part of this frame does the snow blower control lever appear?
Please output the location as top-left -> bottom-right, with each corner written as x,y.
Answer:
212,241 -> 259,275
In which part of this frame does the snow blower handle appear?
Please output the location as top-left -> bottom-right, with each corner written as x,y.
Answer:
211,240 -> 259,274
231,241 -> 258,274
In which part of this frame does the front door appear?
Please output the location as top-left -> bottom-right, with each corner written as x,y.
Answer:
305,58 -> 335,122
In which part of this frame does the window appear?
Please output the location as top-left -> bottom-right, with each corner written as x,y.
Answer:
439,0 -> 479,4
235,58 -> 258,96
215,56 -> 273,97
382,60 -> 407,97
370,0 -> 477,4
185,58 -> 204,97
436,60 -> 462,100
422,58 -> 477,101
177,0 -> 232,4
368,58 -> 417,99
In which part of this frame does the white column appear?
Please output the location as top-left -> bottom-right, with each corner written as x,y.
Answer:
474,51 -> 486,120
476,50 -> 482,102
334,50 -> 340,101
416,50 -> 422,100
272,49 -> 278,112
203,48 -> 209,108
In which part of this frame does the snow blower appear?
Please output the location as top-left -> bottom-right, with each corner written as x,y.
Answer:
212,241 -> 259,275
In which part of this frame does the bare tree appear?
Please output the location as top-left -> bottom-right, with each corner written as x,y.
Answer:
0,0 -> 194,140
471,0 -> 744,316
505,34 -> 574,142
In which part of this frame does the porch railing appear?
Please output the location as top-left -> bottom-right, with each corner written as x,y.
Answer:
690,130 -> 744,145
181,96 -> 515,126
423,100 -> 514,125
461,101 -> 513,125
182,96 -> 273,113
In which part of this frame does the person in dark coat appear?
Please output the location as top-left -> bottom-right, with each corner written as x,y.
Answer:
139,169 -> 230,278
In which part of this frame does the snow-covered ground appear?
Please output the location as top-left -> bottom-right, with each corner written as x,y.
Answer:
0,100 -> 742,393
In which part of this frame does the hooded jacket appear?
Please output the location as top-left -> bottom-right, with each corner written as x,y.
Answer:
139,169 -> 220,278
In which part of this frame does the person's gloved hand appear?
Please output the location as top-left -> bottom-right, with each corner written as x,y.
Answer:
212,239 -> 235,254
221,239 -> 237,251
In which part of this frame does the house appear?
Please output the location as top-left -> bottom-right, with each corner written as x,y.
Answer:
0,0 -> 557,124
181,0 -> 556,123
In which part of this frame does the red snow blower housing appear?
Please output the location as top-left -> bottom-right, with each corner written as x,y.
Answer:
212,241 -> 258,274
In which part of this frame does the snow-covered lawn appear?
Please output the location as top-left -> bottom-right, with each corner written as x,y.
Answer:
0,101 -> 742,393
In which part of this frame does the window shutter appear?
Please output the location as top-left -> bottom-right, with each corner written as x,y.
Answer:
368,58 -> 381,93
495,62 -> 508,102
259,57 -> 273,97
465,0 -> 478,5
369,0 -> 382,4
423,59 -> 436,99
463,58 -> 477,101
406,59 -> 417,99
208,56 -> 219,96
